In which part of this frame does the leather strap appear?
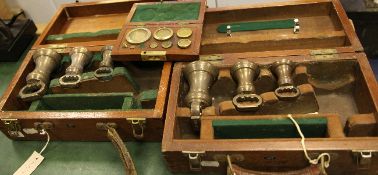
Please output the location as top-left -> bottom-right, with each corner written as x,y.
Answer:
228,164 -> 321,175
107,127 -> 137,175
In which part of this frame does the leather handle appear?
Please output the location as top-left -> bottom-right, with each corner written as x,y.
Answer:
228,164 -> 321,175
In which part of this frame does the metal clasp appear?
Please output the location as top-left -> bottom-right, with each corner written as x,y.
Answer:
353,150 -> 378,170
1,119 -> 23,137
127,118 -> 146,140
182,151 -> 205,171
141,51 -> 166,61
226,25 -> 232,37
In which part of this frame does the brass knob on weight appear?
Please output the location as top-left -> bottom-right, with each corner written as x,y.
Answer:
59,47 -> 92,88
19,48 -> 62,101
94,45 -> 114,81
184,61 -> 219,130
230,60 -> 263,111
271,59 -> 300,100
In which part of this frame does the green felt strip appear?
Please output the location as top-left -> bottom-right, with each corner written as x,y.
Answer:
49,67 -> 140,92
28,92 -> 136,111
46,29 -> 121,41
217,19 -> 295,33
138,89 -> 158,102
131,2 -> 200,22
213,118 -> 327,139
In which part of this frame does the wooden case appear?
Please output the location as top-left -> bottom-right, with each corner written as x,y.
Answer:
112,0 -> 206,61
0,49 -> 172,141
162,0 -> 378,174
32,0 -> 171,53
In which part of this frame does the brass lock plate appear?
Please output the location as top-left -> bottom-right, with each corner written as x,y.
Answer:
141,51 -> 167,61
127,118 -> 146,139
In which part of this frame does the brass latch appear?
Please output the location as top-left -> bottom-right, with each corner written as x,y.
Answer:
141,51 -> 166,61
182,151 -> 206,171
1,119 -> 23,137
127,118 -> 146,140
352,150 -> 378,170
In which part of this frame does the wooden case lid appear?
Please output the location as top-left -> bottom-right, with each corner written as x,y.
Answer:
199,0 -> 362,61
32,0 -> 175,52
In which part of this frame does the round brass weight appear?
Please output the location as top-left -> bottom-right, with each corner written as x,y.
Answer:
125,28 -> 151,44
161,41 -> 173,49
177,28 -> 193,38
149,42 -> 158,49
178,39 -> 192,49
153,27 -> 174,41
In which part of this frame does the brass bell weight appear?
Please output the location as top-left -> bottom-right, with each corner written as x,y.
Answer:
18,48 -> 62,101
59,47 -> 92,88
230,60 -> 263,111
271,59 -> 300,100
183,61 -> 219,129
94,45 -> 114,81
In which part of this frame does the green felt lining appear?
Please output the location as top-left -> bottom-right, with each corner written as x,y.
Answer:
46,29 -> 121,41
139,89 -> 158,102
131,2 -> 200,22
213,118 -> 328,139
28,92 -> 138,111
217,19 -> 295,33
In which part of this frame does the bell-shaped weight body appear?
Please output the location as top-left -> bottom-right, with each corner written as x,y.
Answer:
19,48 -> 61,101
59,47 -> 92,88
183,61 -> 219,117
271,59 -> 300,100
94,45 -> 114,81
230,60 -> 262,111
184,61 -> 218,131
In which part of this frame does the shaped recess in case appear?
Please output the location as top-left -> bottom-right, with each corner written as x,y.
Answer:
112,0 -> 206,61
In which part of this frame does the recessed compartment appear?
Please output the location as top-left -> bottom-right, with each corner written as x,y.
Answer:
201,1 -> 352,55
172,57 -> 377,140
1,52 -> 165,111
34,0 -> 170,48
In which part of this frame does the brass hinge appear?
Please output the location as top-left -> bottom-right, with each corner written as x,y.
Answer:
310,49 -> 338,60
43,44 -> 68,53
1,119 -> 23,137
141,51 -> 167,61
46,44 -> 68,49
127,118 -> 146,140
178,22 -> 190,26
199,55 -> 223,61
182,151 -> 206,171
352,150 -> 378,170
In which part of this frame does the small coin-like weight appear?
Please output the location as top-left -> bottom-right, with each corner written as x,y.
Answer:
153,27 -> 174,41
177,28 -> 193,38
161,41 -> 173,49
177,39 -> 192,49
149,42 -> 158,49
